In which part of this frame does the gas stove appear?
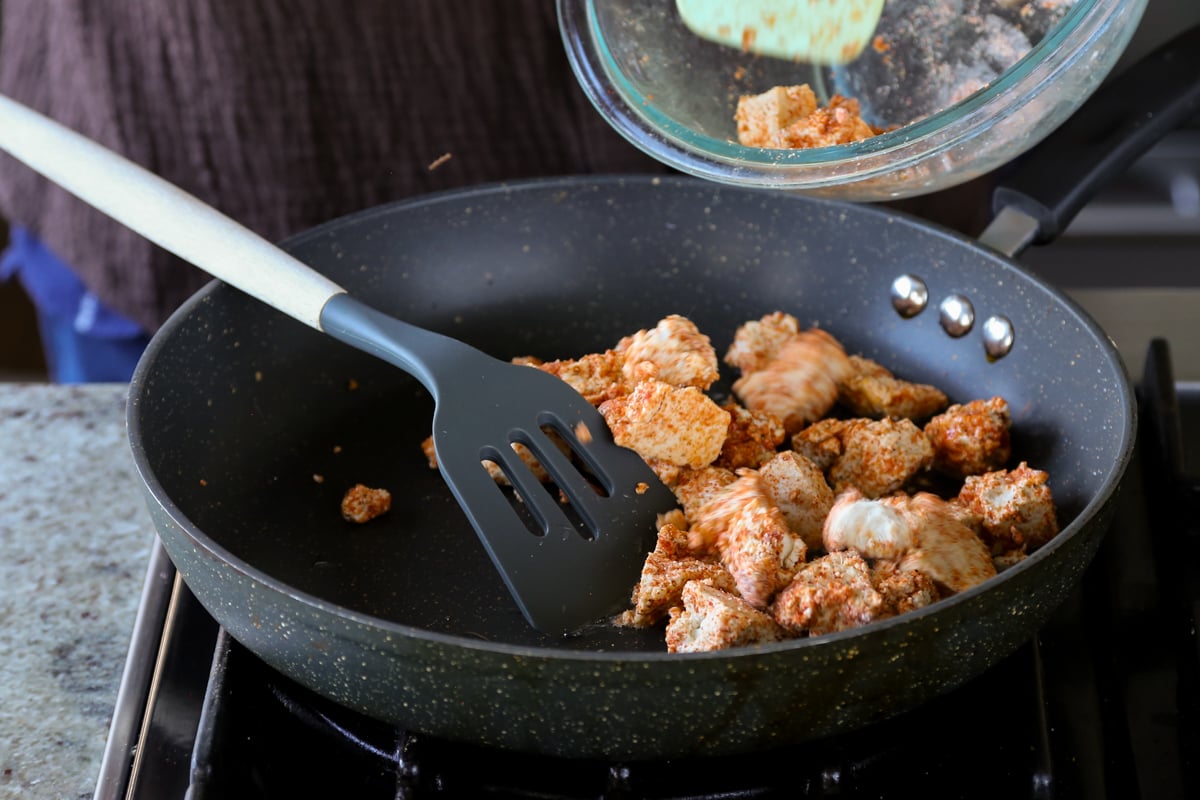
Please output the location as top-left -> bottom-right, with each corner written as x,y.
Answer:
93,10 -> 1200,789
92,334 -> 1200,799
95,168 -> 1200,800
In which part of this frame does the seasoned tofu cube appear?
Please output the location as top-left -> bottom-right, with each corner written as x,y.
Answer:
925,396 -> 1012,478
649,519 -> 692,559
599,379 -> 731,469
616,314 -> 720,390
955,462 -> 1059,554
794,417 -> 932,499
896,493 -> 997,595
665,581 -> 786,653
618,524 -> 738,627
719,499 -> 805,610
790,417 -> 851,472
672,465 -> 738,522
341,484 -> 391,523
535,349 -> 627,406
771,94 -> 880,149
871,560 -> 939,616
734,85 -> 819,148
758,451 -> 835,552
656,507 -> 690,535
828,417 -> 933,498
822,487 -> 916,561
838,355 -> 949,420
420,435 -> 438,469
716,402 -> 786,470
690,470 -> 806,606
645,458 -> 685,488
731,328 -> 852,434
724,311 -> 801,374
772,550 -> 884,636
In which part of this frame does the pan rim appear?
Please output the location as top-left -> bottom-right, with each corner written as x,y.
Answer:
127,173 -> 1137,663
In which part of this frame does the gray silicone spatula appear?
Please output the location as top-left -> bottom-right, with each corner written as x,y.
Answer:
676,0 -> 885,64
0,94 -> 675,635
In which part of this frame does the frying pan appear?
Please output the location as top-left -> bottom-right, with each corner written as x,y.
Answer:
126,29 -> 1196,759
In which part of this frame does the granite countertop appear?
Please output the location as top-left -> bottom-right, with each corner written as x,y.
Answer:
0,384 -> 156,800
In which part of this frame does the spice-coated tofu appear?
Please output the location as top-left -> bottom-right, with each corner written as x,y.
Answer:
665,581 -> 786,653
534,349 -> 626,406
896,493 -> 997,595
599,380 -> 731,469
956,462 -> 1059,555
618,524 -> 738,628
871,560 -> 939,617
822,487 -> 916,562
795,417 -> 933,498
838,355 -> 949,421
723,311 -> 801,374
770,94 -> 880,149
734,85 -> 819,148
671,465 -> 738,523
340,484 -> 391,523
758,451 -> 835,552
716,402 -> 787,470
616,314 -> 720,391
828,417 -> 934,498
689,470 -> 806,607
736,86 -> 881,149
925,396 -> 1012,478
790,417 -> 850,472
731,328 -> 852,434
772,550 -> 884,636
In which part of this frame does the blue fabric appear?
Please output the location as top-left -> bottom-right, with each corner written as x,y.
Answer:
1,227 -> 150,382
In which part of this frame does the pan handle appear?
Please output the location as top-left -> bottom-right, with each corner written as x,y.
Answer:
980,24 -> 1200,258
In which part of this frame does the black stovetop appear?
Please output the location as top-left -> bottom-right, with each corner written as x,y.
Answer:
95,339 -> 1200,800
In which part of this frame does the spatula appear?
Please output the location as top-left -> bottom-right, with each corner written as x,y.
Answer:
0,94 -> 676,636
676,0 -> 885,65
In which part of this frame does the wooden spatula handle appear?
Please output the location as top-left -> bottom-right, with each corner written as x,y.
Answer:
0,94 -> 345,330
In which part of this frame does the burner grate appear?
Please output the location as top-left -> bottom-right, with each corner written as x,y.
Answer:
183,626 -> 1056,799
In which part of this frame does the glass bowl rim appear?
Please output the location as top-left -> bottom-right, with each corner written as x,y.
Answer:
560,0 -> 1141,185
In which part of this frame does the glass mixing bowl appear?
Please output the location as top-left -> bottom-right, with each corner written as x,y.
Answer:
558,0 -> 1148,200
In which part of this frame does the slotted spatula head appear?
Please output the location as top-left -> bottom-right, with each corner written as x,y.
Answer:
321,295 -> 678,635
676,0 -> 885,65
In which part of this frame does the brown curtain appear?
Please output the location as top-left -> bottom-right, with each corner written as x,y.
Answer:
0,1 -> 667,332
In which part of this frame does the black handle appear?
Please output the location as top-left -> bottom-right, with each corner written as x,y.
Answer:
992,24 -> 1200,245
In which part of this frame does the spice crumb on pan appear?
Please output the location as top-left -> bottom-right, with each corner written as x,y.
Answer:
427,152 -> 453,171
341,484 -> 391,523
313,474 -> 325,484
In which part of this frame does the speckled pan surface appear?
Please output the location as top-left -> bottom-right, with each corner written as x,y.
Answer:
127,176 -> 1134,759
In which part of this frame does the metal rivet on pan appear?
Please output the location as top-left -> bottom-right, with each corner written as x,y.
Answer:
939,294 -> 975,337
890,274 -> 929,318
982,314 -> 1015,359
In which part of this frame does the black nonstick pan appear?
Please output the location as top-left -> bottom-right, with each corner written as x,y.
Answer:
126,29 -> 1197,759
